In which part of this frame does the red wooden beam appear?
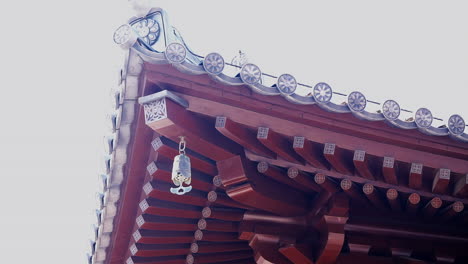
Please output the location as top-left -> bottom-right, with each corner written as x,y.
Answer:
142,180 -> 208,207
309,174 -> 338,216
353,150 -> 375,180
144,176 -> 248,210
194,229 -> 239,242
215,116 -> 276,158
323,143 -> 353,175
409,163 -> 423,189
287,167 -> 321,193
393,256 -> 428,264
212,175 -> 224,190
391,248 -> 412,258
217,155 -> 308,216
190,242 -> 251,254
126,255 -> 186,264
434,248 -> 456,264
197,218 -> 239,232
345,221 -> 468,244
347,243 -> 371,255
135,214 -> 196,231
257,161 -> 312,193
201,207 -> 244,222
132,229 -> 194,244
382,156 -> 398,185
109,99 -> 154,264
206,190 -> 251,209
129,243 -> 189,257
248,234 -> 293,264
432,168 -> 451,194
278,244 -> 314,264
406,193 -> 421,214
292,136 -> 328,169
340,179 -> 368,205
239,222 -> 305,239
141,96 -> 242,161
386,188 -> 401,212
139,198 -> 202,219
150,136 -> 217,175
439,201 -> 464,220
362,183 -> 386,209
257,127 -> 305,164
315,194 -> 349,264
422,197 -> 442,217
245,150 -> 468,205
344,234 -> 374,255
453,174 -> 468,197
314,173 -> 339,193
173,92 -> 468,173
243,211 -> 306,226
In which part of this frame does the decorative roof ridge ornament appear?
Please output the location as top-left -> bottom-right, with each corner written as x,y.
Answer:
231,50 -> 249,68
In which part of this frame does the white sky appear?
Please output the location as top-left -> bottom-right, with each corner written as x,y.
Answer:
0,1 -> 467,263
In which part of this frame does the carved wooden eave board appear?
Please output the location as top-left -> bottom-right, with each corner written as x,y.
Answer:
89,7 -> 468,264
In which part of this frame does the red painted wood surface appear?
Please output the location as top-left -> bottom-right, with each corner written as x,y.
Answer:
105,63 -> 468,264
173,92 -> 468,174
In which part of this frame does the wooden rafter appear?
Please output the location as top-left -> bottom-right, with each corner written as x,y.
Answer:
353,150 -> 375,180
257,127 -> 305,164
382,156 -> 398,185
409,163 -> 423,190
432,168 -> 451,194
215,116 -> 276,159
217,155 -> 308,216
323,143 -> 353,175
245,151 -> 468,205
150,135 -> 217,175
293,136 -> 328,169
141,95 -> 242,161
257,161 -> 312,193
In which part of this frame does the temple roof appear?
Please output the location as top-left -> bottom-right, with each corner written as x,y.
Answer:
88,6 -> 468,264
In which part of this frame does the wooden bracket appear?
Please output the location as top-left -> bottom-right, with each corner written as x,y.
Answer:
423,197 -> 442,217
382,156 -> 398,185
141,96 -> 242,161
406,193 -> 421,214
432,169 -> 451,194
323,143 -> 353,175
453,174 -> 468,197
353,150 -> 375,180
293,136 -> 328,169
257,127 -> 305,164
217,155 -> 308,216
386,188 -> 401,212
409,163 -> 423,189
215,116 -> 276,159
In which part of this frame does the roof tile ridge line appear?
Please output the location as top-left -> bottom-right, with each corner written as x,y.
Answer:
89,50 -> 143,264
154,46 -> 468,142
114,8 -> 467,141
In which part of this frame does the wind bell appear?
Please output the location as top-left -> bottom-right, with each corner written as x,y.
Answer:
170,136 -> 192,195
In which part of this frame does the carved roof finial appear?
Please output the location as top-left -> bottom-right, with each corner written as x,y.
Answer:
231,50 -> 248,68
